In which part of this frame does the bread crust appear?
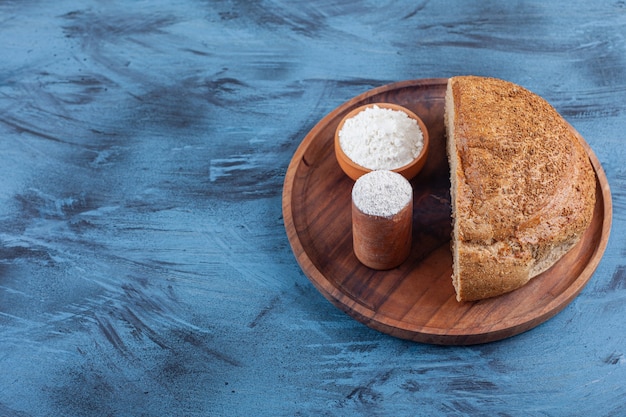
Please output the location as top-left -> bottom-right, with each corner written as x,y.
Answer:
445,76 -> 596,302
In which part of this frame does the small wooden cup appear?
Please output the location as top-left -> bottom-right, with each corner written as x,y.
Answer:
351,171 -> 413,270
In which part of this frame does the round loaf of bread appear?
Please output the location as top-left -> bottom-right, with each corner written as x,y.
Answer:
445,76 -> 596,302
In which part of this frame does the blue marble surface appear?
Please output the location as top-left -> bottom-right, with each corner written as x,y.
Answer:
0,1 -> 624,416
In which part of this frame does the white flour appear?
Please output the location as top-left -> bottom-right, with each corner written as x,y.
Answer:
352,170 -> 412,218
339,105 -> 424,170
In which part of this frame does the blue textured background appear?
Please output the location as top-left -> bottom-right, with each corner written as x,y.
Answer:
1,1 -> 624,416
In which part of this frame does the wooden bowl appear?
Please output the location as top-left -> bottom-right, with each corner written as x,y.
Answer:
334,102 -> 430,181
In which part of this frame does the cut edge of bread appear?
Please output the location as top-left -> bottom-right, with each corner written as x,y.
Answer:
444,81 -> 462,301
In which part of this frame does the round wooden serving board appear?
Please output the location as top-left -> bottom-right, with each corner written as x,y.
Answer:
282,78 -> 612,345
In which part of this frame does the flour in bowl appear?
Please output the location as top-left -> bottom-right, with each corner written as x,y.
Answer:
339,105 -> 424,170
